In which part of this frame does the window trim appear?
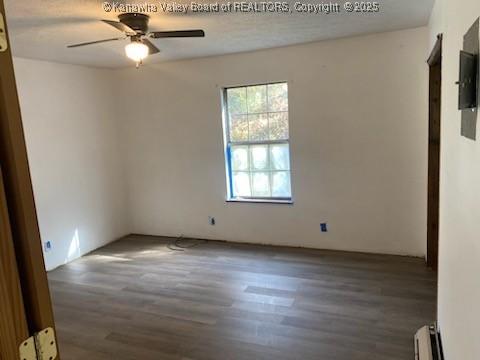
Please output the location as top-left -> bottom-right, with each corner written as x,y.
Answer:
226,198 -> 294,205
221,82 -> 293,203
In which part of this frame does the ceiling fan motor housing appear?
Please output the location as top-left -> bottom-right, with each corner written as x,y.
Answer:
119,13 -> 150,34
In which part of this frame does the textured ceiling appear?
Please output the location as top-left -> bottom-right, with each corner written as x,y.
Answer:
4,0 -> 434,68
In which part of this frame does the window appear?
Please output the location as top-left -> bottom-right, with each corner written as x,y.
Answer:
223,82 -> 292,202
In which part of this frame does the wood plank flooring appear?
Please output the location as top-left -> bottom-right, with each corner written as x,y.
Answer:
48,235 -> 437,360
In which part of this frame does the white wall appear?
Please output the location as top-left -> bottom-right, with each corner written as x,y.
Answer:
12,26 -> 429,273
116,27 -> 429,256
428,1 -> 480,359
13,58 -> 130,271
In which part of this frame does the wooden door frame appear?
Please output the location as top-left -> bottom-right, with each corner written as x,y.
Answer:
0,1 -> 58,358
426,34 -> 442,271
0,165 -> 29,359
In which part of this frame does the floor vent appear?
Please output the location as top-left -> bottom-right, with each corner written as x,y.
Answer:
414,323 -> 444,360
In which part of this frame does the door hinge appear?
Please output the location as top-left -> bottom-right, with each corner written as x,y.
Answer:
19,327 -> 58,360
0,12 -> 7,52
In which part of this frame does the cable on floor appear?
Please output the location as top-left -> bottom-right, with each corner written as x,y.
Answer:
167,235 -> 208,252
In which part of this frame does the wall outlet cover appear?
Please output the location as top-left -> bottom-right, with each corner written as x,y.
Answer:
320,223 -> 328,232
208,216 -> 216,226
44,241 -> 52,252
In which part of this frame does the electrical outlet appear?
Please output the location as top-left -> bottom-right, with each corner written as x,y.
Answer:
320,223 -> 328,232
208,216 -> 216,226
44,241 -> 52,252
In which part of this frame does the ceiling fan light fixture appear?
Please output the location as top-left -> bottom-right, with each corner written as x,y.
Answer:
67,13 -> 205,68
125,41 -> 149,63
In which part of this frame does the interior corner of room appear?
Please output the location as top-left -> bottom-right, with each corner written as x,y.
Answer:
1,0 -> 479,359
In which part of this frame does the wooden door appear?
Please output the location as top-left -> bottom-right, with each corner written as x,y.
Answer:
426,34 -> 442,271
0,1 -> 59,358
0,166 -> 29,359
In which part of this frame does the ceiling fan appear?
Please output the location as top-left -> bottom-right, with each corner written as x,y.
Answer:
67,13 -> 205,67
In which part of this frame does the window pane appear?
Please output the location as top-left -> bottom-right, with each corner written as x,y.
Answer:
270,144 -> 290,170
251,172 -> 270,197
225,83 -> 291,200
231,145 -> 249,171
233,172 -> 251,197
227,88 -> 247,115
268,83 -> 288,112
250,145 -> 268,170
249,114 -> 268,141
271,171 -> 291,197
247,85 -> 267,113
229,114 -> 248,141
269,112 -> 289,140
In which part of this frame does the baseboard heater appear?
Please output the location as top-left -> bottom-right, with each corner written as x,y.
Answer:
414,323 -> 444,360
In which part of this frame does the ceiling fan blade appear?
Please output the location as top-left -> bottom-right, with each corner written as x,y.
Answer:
149,30 -> 205,39
67,37 -> 125,48
142,39 -> 160,55
101,20 -> 136,35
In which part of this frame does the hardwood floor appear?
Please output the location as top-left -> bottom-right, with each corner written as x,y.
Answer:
48,235 -> 437,360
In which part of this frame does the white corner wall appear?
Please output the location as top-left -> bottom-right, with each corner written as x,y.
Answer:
13,58 -> 130,271
116,27 -> 429,256
428,0 -> 480,359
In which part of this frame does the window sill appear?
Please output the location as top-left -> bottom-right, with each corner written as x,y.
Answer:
226,198 -> 293,205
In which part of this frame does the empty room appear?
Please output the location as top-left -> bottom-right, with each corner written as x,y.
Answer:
0,0 -> 478,359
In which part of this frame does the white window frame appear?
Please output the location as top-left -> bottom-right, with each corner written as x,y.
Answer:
221,82 -> 293,204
